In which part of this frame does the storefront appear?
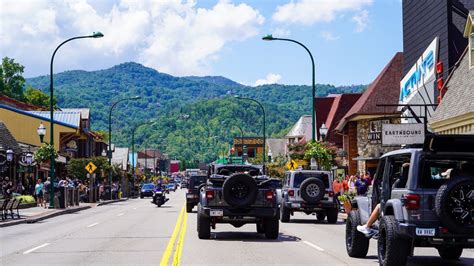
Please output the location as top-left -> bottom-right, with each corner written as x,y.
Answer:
233,137 -> 264,159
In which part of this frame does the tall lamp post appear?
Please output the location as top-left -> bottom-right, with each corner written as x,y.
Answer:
262,34 -> 317,142
6,148 -> 14,185
49,32 -> 104,208
108,96 -> 141,199
234,96 -> 266,163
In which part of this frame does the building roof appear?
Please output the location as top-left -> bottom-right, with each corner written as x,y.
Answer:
61,108 -> 90,119
26,111 -> 81,128
0,122 -> 22,154
286,115 -> 312,139
266,138 -> 287,158
336,52 -> 404,131
112,147 -> 129,170
137,148 -> 164,159
430,47 -> 474,124
0,94 -> 45,111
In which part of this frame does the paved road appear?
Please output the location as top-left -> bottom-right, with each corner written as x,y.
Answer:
1,190 -> 473,265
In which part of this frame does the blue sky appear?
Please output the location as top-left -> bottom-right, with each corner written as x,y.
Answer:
1,0 -> 402,86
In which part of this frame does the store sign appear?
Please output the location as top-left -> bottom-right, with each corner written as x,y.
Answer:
382,124 -> 425,146
368,120 -> 390,144
399,37 -> 439,105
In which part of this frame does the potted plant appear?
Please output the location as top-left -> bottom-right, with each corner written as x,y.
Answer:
338,191 -> 356,213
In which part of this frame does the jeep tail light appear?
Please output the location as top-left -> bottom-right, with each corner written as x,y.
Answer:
206,190 -> 214,200
441,227 -> 449,234
404,194 -> 420,210
265,191 -> 274,201
288,190 -> 295,197
188,189 -> 191,194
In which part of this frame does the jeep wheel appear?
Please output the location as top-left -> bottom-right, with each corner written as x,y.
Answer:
186,203 -> 193,213
263,218 -> 279,239
281,204 -> 291,223
300,178 -> 325,203
326,208 -> 339,224
256,222 -> 265,234
435,177 -> 474,234
197,213 -> 211,239
316,212 -> 325,221
378,216 -> 410,266
437,247 -> 463,260
222,173 -> 258,208
345,211 -> 369,258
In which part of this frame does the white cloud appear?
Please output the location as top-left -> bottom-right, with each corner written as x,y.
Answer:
352,10 -> 369,32
254,73 -> 282,86
272,27 -> 291,37
321,31 -> 340,41
272,0 -> 373,25
1,0 -> 264,77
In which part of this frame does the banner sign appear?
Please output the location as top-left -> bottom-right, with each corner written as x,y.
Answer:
382,124 -> 425,146
368,119 -> 390,144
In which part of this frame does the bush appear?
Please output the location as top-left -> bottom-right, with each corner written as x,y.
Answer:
15,195 -> 36,204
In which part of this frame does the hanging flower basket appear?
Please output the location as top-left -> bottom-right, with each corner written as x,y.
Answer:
34,144 -> 58,164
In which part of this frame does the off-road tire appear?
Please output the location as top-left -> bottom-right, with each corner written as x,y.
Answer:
437,247 -> 463,260
186,203 -> 193,213
326,208 -> 339,224
316,212 -> 326,221
435,177 -> 474,234
222,173 -> 258,208
263,217 -> 279,239
300,178 -> 325,203
256,222 -> 265,234
281,204 -> 291,223
197,212 -> 211,239
378,216 -> 410,266
345,210 -> 369,258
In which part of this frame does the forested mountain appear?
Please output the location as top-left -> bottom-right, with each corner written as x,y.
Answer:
26,62 -> 365,164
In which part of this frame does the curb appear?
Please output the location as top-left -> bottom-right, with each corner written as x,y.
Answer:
97,198 -> 128,206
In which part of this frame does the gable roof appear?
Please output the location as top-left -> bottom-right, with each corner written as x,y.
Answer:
0,94 -> 45,111
0,122 -> 22,154
336,52 -> 404,131
61,108 -> 90,119
286,115 -> 312,138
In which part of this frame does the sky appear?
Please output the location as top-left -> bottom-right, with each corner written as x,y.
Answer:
1,0 -> 402,86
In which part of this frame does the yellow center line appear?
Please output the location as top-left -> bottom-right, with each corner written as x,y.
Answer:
160,206 -> 186,266
172,206 -> 188,266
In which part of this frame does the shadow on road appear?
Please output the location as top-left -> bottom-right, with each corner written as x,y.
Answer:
212,232 -> 301,242
288,219 -> 345,225
407,256 -> 474,266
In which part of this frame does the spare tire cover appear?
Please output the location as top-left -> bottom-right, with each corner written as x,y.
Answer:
435,177 -> 474,234
222,173 -> 258,208
300,178 -> 325,204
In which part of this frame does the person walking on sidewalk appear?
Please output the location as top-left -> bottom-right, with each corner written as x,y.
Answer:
43,177 -> 51,208
2,177 -> 13,199
35,178 -> 44,207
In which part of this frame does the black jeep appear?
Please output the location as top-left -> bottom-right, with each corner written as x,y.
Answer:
186,175 -> 207,213
197,163 -> 280,239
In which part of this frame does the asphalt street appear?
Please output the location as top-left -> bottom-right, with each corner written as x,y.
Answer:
1,190 -> 473,265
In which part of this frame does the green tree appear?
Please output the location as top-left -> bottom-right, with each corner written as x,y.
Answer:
24,86 -> 57,108
303,141 -> 336,170
1,57 -> 25,99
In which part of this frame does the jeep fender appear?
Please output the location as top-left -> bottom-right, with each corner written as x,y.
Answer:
354,197 -> 371,225
384,199 -> 405,221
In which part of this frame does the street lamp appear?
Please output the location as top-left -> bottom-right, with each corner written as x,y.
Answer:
37,122 -> 46,143
262,34 -> 317,142
108,96 -> 141,199
234,96 -> 266,163
319,123 -> 328,141
6,148 -> 13,183
268,148 -> 273,163
49,32 -> 104,208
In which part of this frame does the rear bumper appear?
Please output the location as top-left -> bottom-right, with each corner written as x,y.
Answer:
398,223 -> 474,247
200,206 -> 279,219
284,200 -> 337,212
186,193 -> 199,205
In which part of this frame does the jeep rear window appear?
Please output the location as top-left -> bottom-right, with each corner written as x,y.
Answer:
190,176 -> 207,188
293,173 -> 329,188
420,158 -> 474,189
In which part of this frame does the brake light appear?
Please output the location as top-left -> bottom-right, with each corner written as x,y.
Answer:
441,227 -> 449,234
188,189 -> 191,194
265,191 -> 274,201
288,190 -> 295,197
206,190 -> 214,200
404,194 -> 420,210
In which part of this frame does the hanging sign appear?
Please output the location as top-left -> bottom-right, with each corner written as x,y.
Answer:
382,124 -> 425,146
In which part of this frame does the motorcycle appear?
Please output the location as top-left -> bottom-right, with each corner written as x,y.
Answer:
152,186 -> 169,207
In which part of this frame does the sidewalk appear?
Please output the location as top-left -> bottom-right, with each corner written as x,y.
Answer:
0,198 -> 128,228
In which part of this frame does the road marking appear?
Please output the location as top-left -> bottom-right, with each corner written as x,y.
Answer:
23,243 -> 50,254
117,213 -> 124,216
87,222 -> 99,228
303,240 -> 325,251
172,206 -> 188,266
160,206 -> 185,266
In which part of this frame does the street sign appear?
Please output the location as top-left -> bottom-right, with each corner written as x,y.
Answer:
286,160 -> 298,170
85,162 -> 97,174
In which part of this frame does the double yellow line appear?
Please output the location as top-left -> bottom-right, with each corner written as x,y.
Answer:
160,205 -> 188,266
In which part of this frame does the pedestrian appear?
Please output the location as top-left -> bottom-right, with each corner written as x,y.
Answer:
348,175 -> 357,194
2,177 -> 13,199
35,178 -> 44,207
43,177 -> 51,208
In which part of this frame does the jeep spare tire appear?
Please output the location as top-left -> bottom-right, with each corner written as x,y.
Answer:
300,178 -> 325,203
222,173 -> 258,208
435,177 -> 474,234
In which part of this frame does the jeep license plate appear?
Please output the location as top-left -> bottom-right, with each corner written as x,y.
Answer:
210,210 -> 223,217
186,194 -> 195,199
416,228 -> 435,236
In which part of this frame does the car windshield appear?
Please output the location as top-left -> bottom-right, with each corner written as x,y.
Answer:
190,176 -> 207,188
293,172 -> 329,188
216,166 -> 260,176
142,184 -> 154,189
420,157 -> 474,189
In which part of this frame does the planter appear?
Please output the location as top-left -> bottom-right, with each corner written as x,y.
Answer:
343,200 -> 352,213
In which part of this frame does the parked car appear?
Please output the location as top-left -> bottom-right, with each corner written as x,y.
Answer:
345,134 -> 474,265
167,183 -> 177,192
281,170 -> 338,224
197,163 -> 280,239
186,175 -> 208,212
140,183 -> 155,198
